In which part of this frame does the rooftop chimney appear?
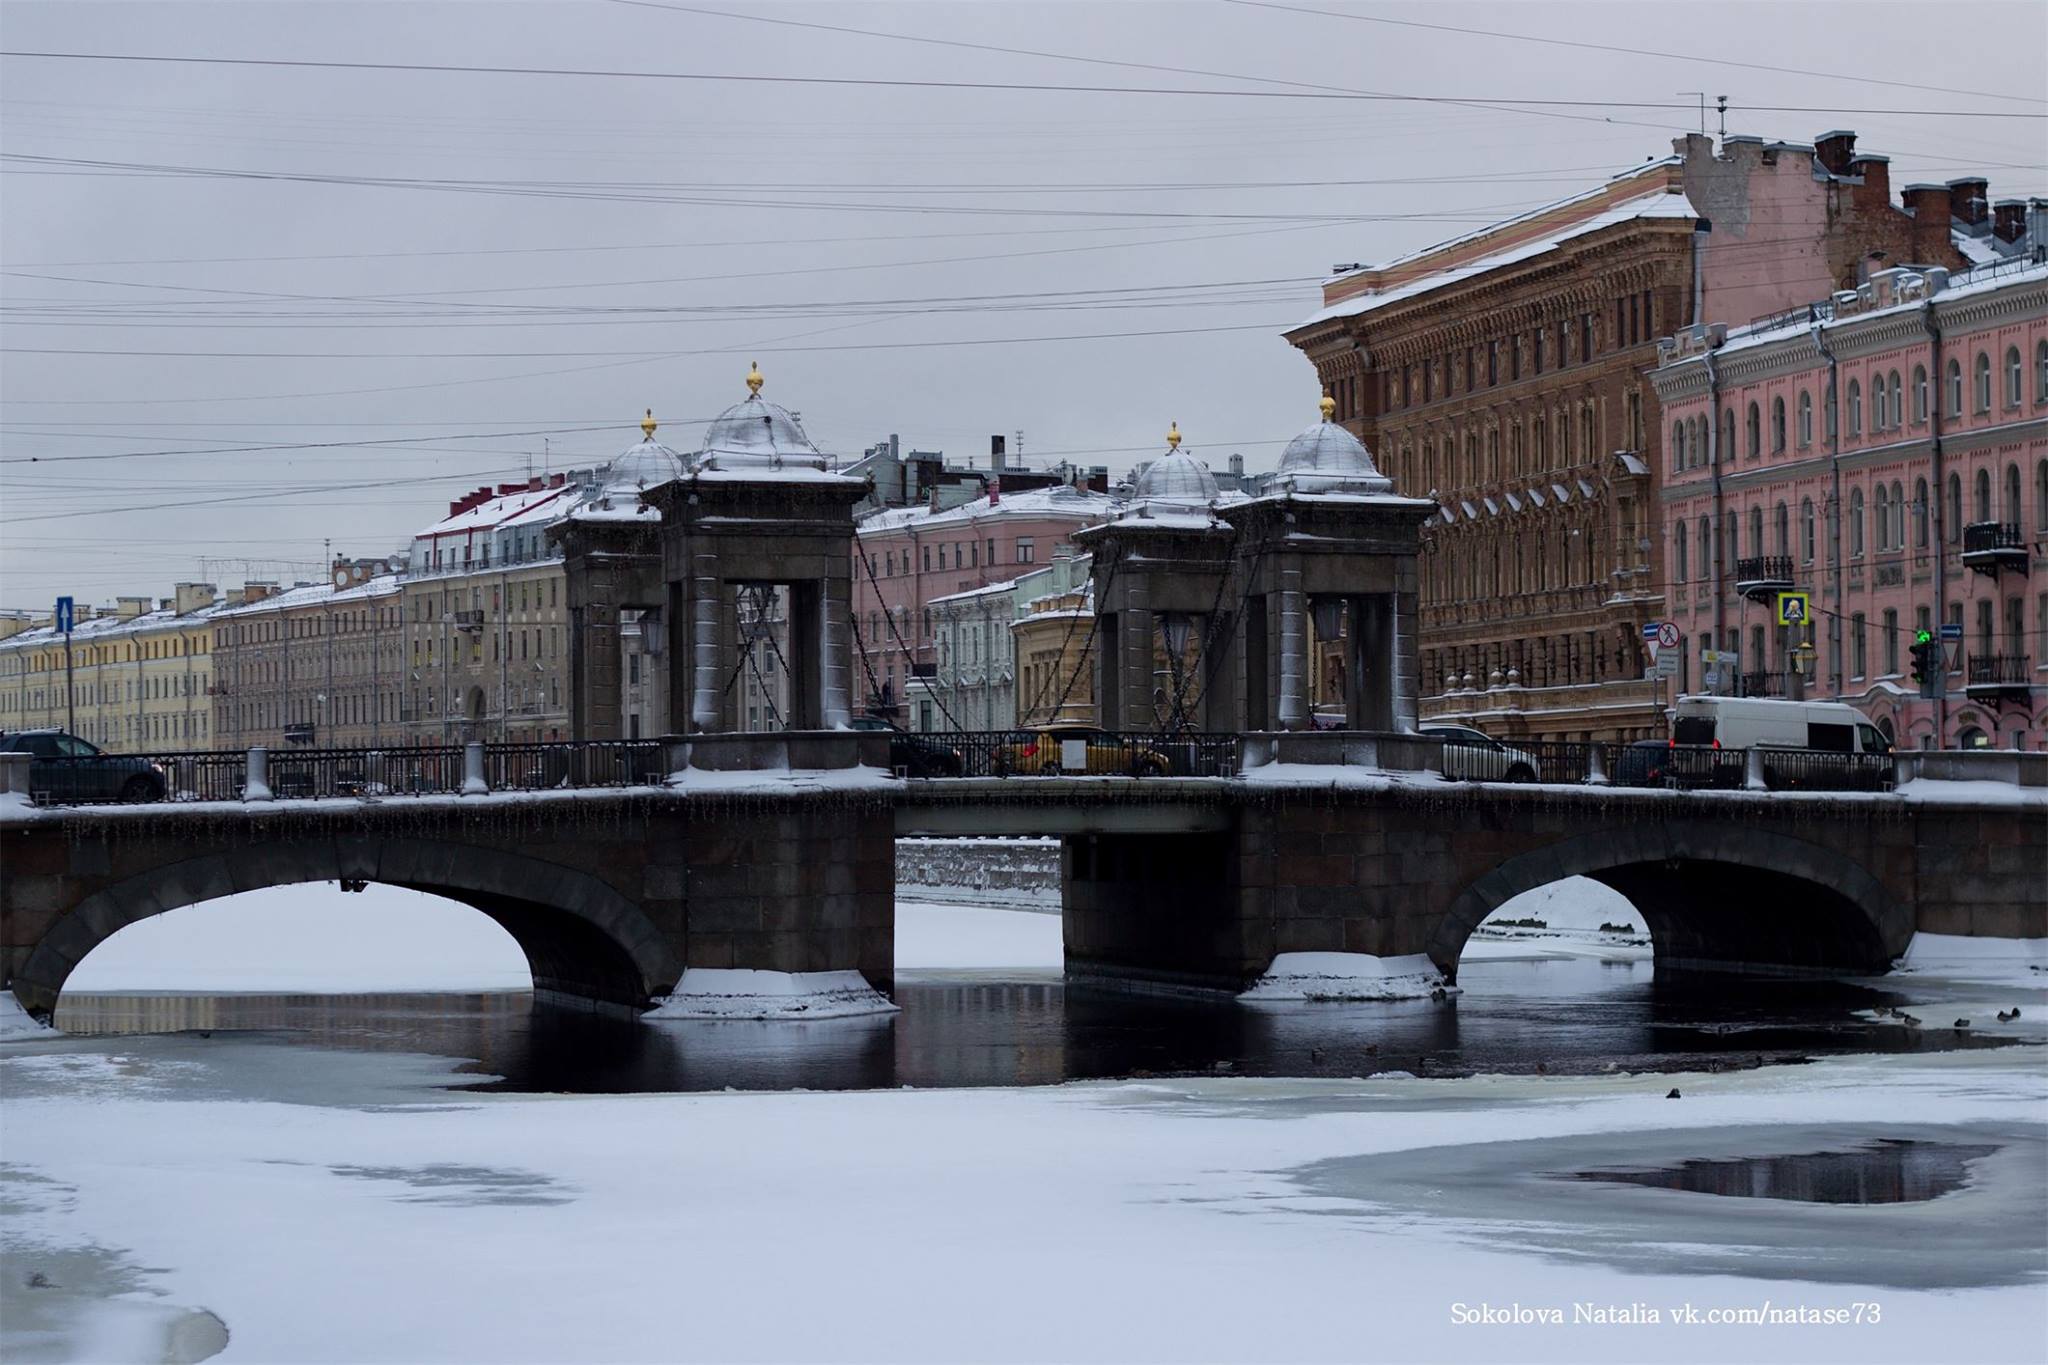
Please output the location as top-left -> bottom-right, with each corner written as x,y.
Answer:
174,583 -> 217,615
990,433 -> 1007,471
1947,177 -> 1990,225
1902,183 -> 1952,223
1993,199 -> 2027,244
115,595 -> 151,620
1813,129 -> 1857,177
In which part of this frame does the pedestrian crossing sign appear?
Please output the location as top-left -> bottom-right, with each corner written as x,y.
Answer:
1776,592 -> 1810,627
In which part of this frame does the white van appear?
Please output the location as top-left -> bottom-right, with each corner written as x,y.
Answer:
1669,696 -> 1892,754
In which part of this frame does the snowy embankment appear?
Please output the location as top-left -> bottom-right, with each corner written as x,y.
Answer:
894,837 -> 1061,912
1,992 -> 52,1040
644,968 -> 898,1020
1241,951 -> 1452,1001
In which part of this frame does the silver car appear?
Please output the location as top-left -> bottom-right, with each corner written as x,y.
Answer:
1420,723 -> 1541,783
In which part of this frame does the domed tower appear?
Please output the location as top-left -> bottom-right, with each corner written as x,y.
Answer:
1074,422 -> 1240,733
1217,394 -> 1436,733
639,363 -> 868,734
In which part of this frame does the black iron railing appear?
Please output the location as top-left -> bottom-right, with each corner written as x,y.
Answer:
485,740 -> 665,790
1737,670 -> 1788,698
1968,654 -> 2031,687
1735,555 -> 1795,584
945,730 -> 1240,778
17,750 -> 243,805
1962,521 -> 2024,556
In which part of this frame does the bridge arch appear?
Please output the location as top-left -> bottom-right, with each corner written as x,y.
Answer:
13,836 -> 682,1020
1427,821 -> 1912,981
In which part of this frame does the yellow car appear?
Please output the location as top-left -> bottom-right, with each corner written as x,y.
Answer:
1011,725 -> 1172,777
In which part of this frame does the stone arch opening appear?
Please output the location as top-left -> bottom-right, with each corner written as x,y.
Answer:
1428,824 -> 1908,983
12,837 -> 680,1021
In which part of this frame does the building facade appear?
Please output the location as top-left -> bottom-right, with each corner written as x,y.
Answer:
1652,247 -> 2047,749
0,588 -> 220,751
925,551 -> 1096,731
1286,130 -> 1975,741
211,567 -> 405,751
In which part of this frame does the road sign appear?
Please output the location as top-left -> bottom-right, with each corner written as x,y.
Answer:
54,596 -> 73,634
1776,591 -> 1810,626
1702,648 -> 1739,665
1657,622 -> 1681,649
1703,669 -> 1720,687
1654,650 -> 1681,678
1939,622 -> 1963,641
1943,641 -> 1963,672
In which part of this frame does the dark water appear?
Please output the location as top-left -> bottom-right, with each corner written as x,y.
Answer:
51,957 -> 2012,1094
1567,1139 -> 2002,1204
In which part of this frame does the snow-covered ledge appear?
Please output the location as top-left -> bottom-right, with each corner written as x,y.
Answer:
1,992 -> 55,1041
1239,952 -> 1454,1003
644,968 -> 899,1021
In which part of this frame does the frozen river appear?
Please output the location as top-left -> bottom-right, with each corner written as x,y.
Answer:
4,895 -> 2045,1362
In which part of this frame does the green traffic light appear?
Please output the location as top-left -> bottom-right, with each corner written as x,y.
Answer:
1914,629 -> 1932,645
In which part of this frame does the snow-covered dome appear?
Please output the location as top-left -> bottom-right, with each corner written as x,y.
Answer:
603,409 -> 688,493
1133,422 -> 1220,505
1275,395 -> 1392,494
691,362 -> 828,474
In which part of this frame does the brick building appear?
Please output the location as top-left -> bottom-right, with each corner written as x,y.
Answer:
1286,130 -> 1969,740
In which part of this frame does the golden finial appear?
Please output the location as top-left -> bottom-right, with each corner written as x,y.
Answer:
1166,420 -> 1182,451
640,408 -> 657,439
746,361 -> 764,396
1319,392 -> 1337,422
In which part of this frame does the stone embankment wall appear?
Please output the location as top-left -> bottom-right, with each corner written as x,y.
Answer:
895,838 -> 1060,912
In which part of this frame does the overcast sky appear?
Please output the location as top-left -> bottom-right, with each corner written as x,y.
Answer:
3,0 -> 2042,609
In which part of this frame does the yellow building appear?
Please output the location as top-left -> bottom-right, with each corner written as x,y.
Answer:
1012,583 -> 1096,726
0,586 -> 219,751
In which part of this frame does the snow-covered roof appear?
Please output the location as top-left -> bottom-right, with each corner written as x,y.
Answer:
1297,175 -> 1696,329
416,485 -> 578,539
210,574 -> 401,621
858,483 -> 1113,536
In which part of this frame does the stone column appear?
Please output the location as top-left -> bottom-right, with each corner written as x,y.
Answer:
1276,560 -> 1308,731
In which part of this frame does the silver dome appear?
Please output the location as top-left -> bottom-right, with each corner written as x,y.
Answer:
1275,414 -> 1392,495
691,364 -> 827,474
604,435 -> 689,494
1133,448 -> 1220,505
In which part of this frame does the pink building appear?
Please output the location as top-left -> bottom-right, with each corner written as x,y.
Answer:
1652,238 -> 2048,750
852,483 -> 1112,717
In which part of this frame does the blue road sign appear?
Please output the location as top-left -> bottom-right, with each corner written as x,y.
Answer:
54,596 -> 73,634
1939,622 -> 1963,641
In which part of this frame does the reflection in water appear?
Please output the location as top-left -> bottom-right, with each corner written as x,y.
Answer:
1568,1140 -> 2001,1204
49,955 -> 2012,1095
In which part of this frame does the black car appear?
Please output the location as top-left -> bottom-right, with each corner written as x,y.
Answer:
0,729 -> 167,803
1613,739 -> 1742,790
849,716 -> 964,778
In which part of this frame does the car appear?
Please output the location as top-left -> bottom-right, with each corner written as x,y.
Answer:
1419,723 -> 1541,783
0,729 -> 166,803
1007,724 -> 1172,777
848,715 -> 964,778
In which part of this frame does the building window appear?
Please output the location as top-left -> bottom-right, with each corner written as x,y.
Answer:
1914,477 -> 1930,548
1946,358 -> 1964,416
1774,501 -> 1789,557
1748,505 -> 1765,557
1698,515 -> 1713,580
2036,458 -> 2048,529
1849,488 -> 1865,558
1974,352 -> 1992,412
1846,379 -> 1862,437
1874,484 -> 1891,551
1770,396 -> 1786,452
1851,613 -> 1867,680
1948,472 -> 1964,541
1017,537 -> 1036,564
2006,346 -> 2024,408
1674,522 -> 1688,580
1581,314 -> 1593,360
2037,340 -> 2048,403
2005,462 -> 2023,525
1487,341 -> 1498,385
1975,467 -> 1992,523
1912,365 -> 1929,423
1746,401 -> 1761,460
1883,609 -> 1900,676
1670,421 -> 1685,473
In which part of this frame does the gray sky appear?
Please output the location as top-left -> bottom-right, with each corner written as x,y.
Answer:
3,0 -> 2042,609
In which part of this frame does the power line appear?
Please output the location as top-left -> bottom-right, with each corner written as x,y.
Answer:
3,49 -> 2038,117
0,424 -> 621,466
0,465 -> 531,525
1225,0 -> 2048,107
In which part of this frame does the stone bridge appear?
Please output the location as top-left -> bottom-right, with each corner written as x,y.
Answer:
4,740 -> 2040,1019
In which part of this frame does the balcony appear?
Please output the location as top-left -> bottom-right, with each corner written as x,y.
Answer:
1733,555 -> 1795,602
449,609 -> 486,632
1736,670 -> 1788,698
1966,653 -> 2032,703
1961,521 -> 2027,577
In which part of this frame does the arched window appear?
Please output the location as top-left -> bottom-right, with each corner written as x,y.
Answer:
1947,472 -> 1963,541
1770,396 -> 1786,452
1690,416 -> 1707,467
1888,370 -> 1903,428
2006,347 -> 2023,407
1674,522 -> 1688,581
1748,505 -> 1765,557
2005,463 -> 2023,525
1797,390 -> 1813,446
1558,411 -> 1571,464
1849,488 -> 1865,558
1974,467 -> 1992,524
1746,401 -> 1761,459
1773,501 -> 1789,557
1872,375 -> 1888,430
1891,480 -> 1906,549
1697,515 -> 1712,579
1914,478 -> 1929,548
2037,339 -> 2048,403
2037,458 -> 2048,529
1874,484 -> 1891,551
1846,378 -> 1862,436
1670,420 -> 1685,473
1912,365 -> 1928,423
1947,359 -> 1964,416
1719,407 -> 1735,460
1974,352 -> 1992,412
1801,498 -> 1816,563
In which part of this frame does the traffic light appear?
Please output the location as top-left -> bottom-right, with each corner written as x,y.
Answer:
1909,629 -> 1937,695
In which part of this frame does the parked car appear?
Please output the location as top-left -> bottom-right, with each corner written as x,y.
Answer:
1613,739 -> 1741,790
1006,724 -> 1172,777
849,716 -> 964,778
1419,723 -> 1541,782
0,729 -> 166,803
